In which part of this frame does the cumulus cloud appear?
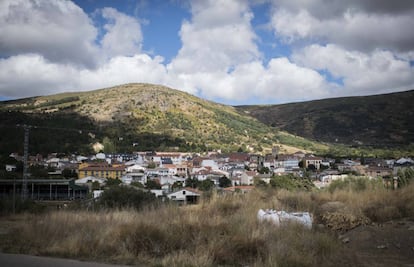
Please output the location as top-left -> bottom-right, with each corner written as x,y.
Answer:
100,7 -> 143,58
0,0 -> 413,104
0,53 -> 169,99
166,0 -> 330,102
0,0 -> 99,67
169,0 -> 259,74
293,44 -> 414,96
270,0 -> 414,54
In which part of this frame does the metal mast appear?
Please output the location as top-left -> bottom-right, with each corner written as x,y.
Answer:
22,125 -> 30,200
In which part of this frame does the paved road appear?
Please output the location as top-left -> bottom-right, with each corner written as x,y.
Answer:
0,253 -> 131,267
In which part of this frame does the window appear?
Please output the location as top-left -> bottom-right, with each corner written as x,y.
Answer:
183,191 -> 186,195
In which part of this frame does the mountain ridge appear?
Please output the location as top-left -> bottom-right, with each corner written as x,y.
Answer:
236,89 -> 414,148
1,83 -> 413,157
0,83 -> 325,155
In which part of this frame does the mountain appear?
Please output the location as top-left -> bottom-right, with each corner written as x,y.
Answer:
236,90 -> 414,149
0,83 -> 325,156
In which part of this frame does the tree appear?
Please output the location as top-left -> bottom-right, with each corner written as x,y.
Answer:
172,181 -> 183,190
185,177 -> 199,188
147,162 -> 156,169
199,179 -> 214,191
219,176 -> 232,188
146,179 -> 161,189
91,181 -> 101,190
106,178 -> 121,187
102,136 -> 116,153
98,186 -> 157,210
258,167 -> 270,174
62,168 -> 78,179
29,164 -> 48,178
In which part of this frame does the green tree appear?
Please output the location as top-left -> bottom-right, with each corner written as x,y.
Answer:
29,164 -> 48,178
185,177 -> 199,188
102,136 -> 116,153
258,167 -> 270,174
172,181 -> 183,190
98,186 -> 157,210
106,178 -> 121,187
62,168 -> 78,179
146,179 -> 161,189
218,176 -> 232,188
147,162 -> 156,169
199,179 -> 214,191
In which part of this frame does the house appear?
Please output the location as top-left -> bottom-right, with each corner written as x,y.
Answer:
121,165 -> 147,185
275,155 -> 300,171
78,162 -> 126,179
293,151 -> 306,159
363,166 -> 393,178
167,187 -> 201,204
75,176 -> 107,185
240,171 -> 256,185
302,156 -> 323,170
159,175 -> 186,192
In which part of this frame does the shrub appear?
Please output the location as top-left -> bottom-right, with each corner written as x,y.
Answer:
98,186 -> 157,210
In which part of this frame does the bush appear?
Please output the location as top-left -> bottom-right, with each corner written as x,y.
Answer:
269,175 -> 315,191
98,186 -> 157,210
328,176 -> 382,193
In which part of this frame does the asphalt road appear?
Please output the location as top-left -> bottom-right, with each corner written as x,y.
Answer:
0,253 -> 131,267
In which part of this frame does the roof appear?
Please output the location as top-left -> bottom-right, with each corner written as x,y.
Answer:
79,165 -> 125,171
303,156 -> 323,161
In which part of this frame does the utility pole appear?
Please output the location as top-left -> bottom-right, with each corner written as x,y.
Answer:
22,125 -> 30,200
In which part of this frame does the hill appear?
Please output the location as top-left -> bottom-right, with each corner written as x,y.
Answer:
236,90 -> 414,150
0,83 -> 325,156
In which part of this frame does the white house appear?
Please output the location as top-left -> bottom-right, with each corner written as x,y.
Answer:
240,171 -> 256,185
167,188 -> 201,204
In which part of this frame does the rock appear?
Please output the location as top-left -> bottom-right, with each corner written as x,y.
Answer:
342,237 -> 350,243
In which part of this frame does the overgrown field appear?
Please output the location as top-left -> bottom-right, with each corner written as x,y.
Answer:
1,180 -> 414,267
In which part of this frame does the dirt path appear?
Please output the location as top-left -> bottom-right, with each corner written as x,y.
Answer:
0,253 -> 131,267
339,219 -> 414,267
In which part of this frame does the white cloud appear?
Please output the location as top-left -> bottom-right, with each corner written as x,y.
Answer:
166,0 -> 330,103
168,0 -> 259,74
293,44 -> 414,96
79,54 -> 168,91
0,0 -> 99,67
100,7 -> 143,58
1,0 -> 412,104
0,53 -> 170,98
0,54 -> 80,97
270,0 -> 414,54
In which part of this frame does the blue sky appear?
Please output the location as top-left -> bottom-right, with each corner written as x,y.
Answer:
1,0 -> 414,105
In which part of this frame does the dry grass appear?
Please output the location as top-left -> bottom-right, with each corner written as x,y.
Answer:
2,182 -> 414,266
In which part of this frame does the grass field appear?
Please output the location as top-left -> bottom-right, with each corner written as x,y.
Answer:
1,179 -> 413,267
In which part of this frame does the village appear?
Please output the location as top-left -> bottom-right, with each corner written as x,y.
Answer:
2,146 -> 413,204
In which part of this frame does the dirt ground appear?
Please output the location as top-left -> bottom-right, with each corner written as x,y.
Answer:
338,218 -> 414,267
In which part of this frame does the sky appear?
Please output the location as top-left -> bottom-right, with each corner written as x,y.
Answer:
1,0 -> 414,105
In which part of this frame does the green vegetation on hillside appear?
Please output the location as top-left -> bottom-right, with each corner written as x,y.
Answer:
0,83 -> 321,155
236,90 -> 414,156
